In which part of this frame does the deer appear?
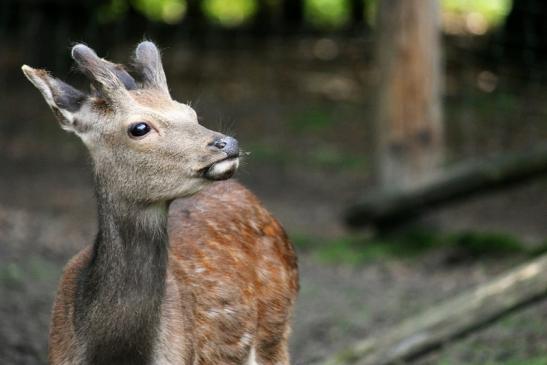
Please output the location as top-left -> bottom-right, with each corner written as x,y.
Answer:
21,41 -> 299,365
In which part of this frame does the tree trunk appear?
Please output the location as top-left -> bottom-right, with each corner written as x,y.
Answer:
324,254 -> 547,365
375,0 -> 444,190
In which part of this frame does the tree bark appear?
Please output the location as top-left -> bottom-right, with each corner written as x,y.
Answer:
345,145 -> 547,229
375,0 -> 444,190
324,254 -> 547,365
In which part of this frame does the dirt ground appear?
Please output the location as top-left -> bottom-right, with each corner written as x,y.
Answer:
1,39 -> 547,364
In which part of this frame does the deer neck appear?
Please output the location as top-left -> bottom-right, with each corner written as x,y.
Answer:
75,180 -> 170,365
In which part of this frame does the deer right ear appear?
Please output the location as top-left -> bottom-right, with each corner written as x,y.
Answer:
21,65 -> 87,133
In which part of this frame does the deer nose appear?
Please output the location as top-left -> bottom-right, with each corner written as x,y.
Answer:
212,136 -> 239,158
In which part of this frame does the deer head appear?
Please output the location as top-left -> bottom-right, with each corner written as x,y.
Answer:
21,42 -> 239,204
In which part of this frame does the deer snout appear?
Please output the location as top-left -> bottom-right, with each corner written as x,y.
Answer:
204,136 -> 240,181
211,136 -> 239,158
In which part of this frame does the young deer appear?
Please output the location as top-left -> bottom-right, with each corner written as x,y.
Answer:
22,42 -> 298,365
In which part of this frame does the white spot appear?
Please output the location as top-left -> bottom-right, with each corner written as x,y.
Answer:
206,308 -> 221,318
240,332 -> 253,347
247,347 -> 259,365
224,306 -> 236,316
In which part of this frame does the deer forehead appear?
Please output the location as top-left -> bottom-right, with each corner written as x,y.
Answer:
127,90 -> 198,126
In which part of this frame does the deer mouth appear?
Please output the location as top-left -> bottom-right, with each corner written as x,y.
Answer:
203,156 -> 239,181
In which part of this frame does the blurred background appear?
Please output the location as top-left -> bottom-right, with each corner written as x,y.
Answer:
1,0 -> 547,364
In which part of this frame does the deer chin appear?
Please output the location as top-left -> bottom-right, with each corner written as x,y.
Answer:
203,157 -> 239,181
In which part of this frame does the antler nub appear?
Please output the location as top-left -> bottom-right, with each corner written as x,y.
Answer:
133,41 -> 170,96
71,44 -> 130,102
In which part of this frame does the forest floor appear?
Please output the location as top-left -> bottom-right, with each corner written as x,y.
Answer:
2,140 -> 547,365
2,39 -> 547,364
2,145 -> 547,365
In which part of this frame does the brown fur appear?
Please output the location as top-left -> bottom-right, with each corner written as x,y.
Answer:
49,181 -> 298,365
23,42 -> 298,365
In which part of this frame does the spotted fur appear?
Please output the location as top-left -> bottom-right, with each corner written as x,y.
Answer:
22,42 -> 298,365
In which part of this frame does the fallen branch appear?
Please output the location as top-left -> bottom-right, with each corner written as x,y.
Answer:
345,145 -> 547,230
323,253 -> 547,365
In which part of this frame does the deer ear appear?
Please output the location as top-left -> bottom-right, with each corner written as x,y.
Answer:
21,65 -> 87,132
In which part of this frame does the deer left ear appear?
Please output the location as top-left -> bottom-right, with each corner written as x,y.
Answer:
21,65 -> 87,133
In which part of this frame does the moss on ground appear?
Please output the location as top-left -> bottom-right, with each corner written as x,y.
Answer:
291,229 -> 547,266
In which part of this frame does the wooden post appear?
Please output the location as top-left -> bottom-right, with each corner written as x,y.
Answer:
375,0 -> 444,190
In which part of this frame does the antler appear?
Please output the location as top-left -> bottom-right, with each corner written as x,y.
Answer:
133,41 -> 170,96
71,42 -> 170,103
71,44 -> 133,103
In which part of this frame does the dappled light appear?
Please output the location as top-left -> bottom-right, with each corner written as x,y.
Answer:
304,0 -> 350,29
442,0 -> 512,35
133,0 -> 187,24
202,0 -> 258,27
95,0 -> 514,33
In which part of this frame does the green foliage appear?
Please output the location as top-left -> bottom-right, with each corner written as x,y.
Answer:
97,0 -> 129,23
292,229 -> 537,266
453,231 -> 526,257
132,0 -> 187,24
95,0 -> 514,31
304,0 -> 350,29
365,0 -> 377,26
292,229 -> 442,266
442,0 -> 513,26
97,0 -> 187,24
202,0 -> 258,27
312,236 -> 373,265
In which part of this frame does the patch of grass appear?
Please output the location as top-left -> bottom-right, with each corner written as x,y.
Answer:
292,229 -> 538,266
442,0 -> 512,26
312,236 -> 372,266
292,229 -> 445,266
452,231 -> 528,257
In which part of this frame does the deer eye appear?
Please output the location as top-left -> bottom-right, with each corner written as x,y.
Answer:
128,122 -> 151,138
